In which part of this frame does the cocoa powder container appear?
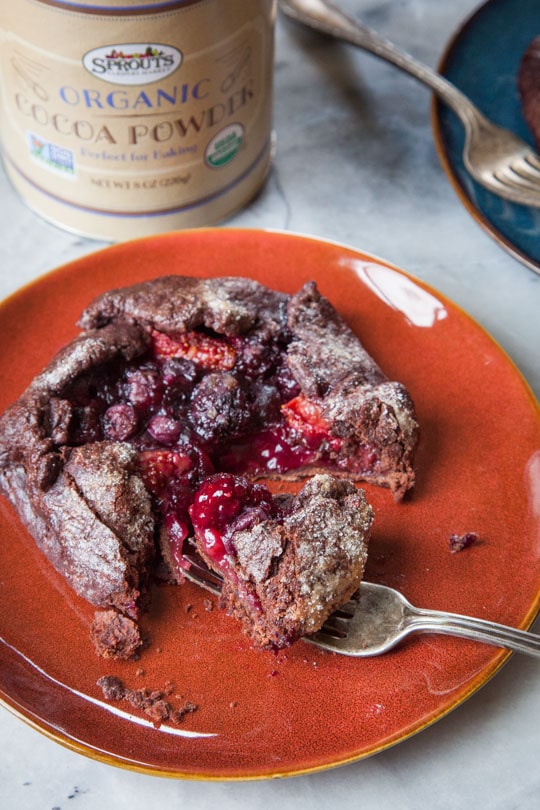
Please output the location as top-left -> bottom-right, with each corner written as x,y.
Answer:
0,0 -> 276,240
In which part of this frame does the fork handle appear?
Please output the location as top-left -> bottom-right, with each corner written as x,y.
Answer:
408,607 -> 540,657
280,0 -> 486,131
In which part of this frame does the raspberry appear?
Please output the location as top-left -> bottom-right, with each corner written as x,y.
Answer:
189,473 -> 277,565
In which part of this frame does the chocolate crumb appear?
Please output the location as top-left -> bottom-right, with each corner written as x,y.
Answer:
97,675 -> 198,728
97,675 -> 125,701
449,532 -> 479,553
90,610 -> 142,660
204,599 -> 214,612
172,701 -> 198,723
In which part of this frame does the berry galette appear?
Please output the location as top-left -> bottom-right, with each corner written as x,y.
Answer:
0,276 -> 418,656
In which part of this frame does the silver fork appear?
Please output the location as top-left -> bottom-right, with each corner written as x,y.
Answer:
279,0 -> 540,207
182,553 -> 540,657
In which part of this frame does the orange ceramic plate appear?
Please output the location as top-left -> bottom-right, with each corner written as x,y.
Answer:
0,229 -> 538,780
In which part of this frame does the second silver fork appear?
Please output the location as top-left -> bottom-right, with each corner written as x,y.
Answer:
279,0 -> 540,207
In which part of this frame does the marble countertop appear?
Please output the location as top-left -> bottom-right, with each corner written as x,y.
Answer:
0,1 -> 538,808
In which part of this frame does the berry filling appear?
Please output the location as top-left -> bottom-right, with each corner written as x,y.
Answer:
189,472 -> 285,615
189,473 -> 282,568
63,328 -> 377,575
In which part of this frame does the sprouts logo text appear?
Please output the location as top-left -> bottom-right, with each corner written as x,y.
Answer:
83,43 -> 182,86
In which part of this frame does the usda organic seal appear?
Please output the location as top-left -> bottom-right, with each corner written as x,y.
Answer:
205,124 -> 245,168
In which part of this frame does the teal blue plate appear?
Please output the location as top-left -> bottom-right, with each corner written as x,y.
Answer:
433,0 -> 540,274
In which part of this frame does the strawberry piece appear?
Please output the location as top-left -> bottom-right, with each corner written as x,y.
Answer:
151,330 -> 236,371
281,394 -> 331,444
138,449 -> 193,495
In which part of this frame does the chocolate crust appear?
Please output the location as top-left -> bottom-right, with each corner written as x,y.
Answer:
79,275 -> 289,339
0,323 -> 154,658
0,440 -> 155,611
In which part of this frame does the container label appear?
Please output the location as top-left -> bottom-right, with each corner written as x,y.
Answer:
0,0 -> 275,239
